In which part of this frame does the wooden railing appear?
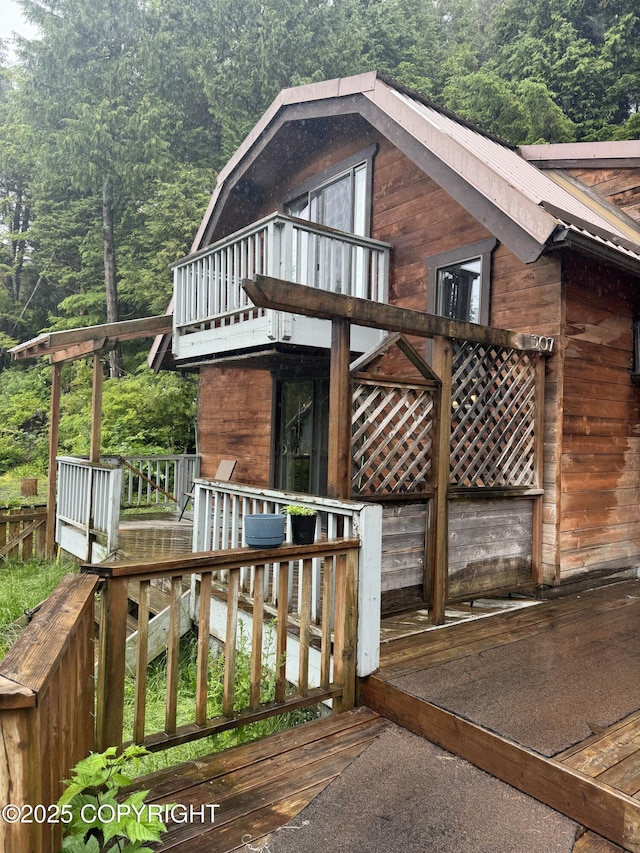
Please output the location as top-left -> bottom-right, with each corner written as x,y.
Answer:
192,480 -> 382,676
172,212 -> 390,357
0,505 -> 47,561
0,573 -> 98,853
88,538 -> 364,754
102,453 -> 199,508
56,456 -> 122,562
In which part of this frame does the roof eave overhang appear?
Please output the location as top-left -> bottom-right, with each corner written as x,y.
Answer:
194,74 -> 558,265
548,226 -> 640,276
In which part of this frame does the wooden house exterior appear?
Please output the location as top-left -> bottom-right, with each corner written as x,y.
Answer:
152,72 -> 640,613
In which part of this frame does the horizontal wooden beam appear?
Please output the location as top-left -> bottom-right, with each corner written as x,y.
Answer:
82,538 -> 362,580
360,676 -> 640,852
243,275 -> 555,354
10,314 -> 173,361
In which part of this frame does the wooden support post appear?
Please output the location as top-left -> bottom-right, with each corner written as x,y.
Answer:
327,318 -> 352,501
332,548 -> 358,714
89,354 -> 104,464
532,353 -> 546,585
165,577 -> 182,736
196,572 -> 212,726
431,337 -> 452,626
95,577 -> 128,752
46,363 -> 61,558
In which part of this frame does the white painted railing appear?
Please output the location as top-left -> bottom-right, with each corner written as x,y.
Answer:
191,479 -> 382,676
56,456 -> 122,562
102,454 -> 199,508
173,212 -> 390,333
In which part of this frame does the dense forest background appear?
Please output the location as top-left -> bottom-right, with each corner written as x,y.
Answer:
1,0 -> 639,474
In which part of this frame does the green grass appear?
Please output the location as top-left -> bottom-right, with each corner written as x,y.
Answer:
0,557 -> 76,658
0,465 -> 47,507
123,630 -> 323,777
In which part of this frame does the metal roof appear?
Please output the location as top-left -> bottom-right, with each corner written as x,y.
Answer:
193,72 -> 640,269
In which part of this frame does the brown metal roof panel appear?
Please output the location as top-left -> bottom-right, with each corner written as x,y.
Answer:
385,85 -> 639,249
520,141 -> 640,168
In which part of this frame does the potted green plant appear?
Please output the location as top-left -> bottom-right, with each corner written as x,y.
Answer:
284,504 -> 318,545
244,512 -> 286,548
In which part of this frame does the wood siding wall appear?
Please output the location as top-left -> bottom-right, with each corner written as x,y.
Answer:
568,167 -> 640,224
560,251 -> 640,579
448,498 -> 534,598
198,365 -> 273,486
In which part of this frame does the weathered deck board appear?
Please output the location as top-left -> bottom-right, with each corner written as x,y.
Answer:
126,708 -> 385,852
572,831 -> 627,853
378,579 -> 639,677
362,579 -> 640,852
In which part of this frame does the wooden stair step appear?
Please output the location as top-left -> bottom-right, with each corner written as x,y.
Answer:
94,606 -> 138,637
126,708 -> 385,852
127,580 -> 171,615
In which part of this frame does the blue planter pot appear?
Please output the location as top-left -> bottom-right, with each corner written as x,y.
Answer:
244,513 -> 286,548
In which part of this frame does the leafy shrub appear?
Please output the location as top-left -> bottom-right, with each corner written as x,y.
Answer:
58,745 -> 170,853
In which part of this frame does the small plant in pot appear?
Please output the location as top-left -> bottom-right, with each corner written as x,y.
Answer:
284,504 -> 317,545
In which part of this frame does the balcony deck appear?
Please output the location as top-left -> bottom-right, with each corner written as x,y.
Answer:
172,212 -> 390,361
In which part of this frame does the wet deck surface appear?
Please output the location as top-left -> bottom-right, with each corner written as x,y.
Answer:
114,512 -> 194,561
379,579 -> 640,757
361,579 -> 640,851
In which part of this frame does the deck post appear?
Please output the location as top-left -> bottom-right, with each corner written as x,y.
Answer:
89,354 -> 103,464
356,502 -> 382,676
46,362 -> 62,558
532,353 -> 546,584
328,318 -> 352,501
332,547 -> 358,713
95,577 -> 128,752
431,336 -> 452,625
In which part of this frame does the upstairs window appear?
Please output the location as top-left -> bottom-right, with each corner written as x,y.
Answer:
284,145 -> 376,295
285,144 -> 376,238
426,238 -> 496,326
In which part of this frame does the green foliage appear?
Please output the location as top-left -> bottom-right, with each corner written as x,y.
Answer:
58,367 -> 197,457
0,364 -> 51,473
0,0 -> 637,368
0,359 -> 197,475
283,504 -> 316,516
58,745 -> 169,853
0,559 -> 74,658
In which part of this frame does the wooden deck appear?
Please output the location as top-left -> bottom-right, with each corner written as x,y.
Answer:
112,518 -> 640,850
128,708 -> 385,852
116,512 -> 194,561
360,578 -> 640,852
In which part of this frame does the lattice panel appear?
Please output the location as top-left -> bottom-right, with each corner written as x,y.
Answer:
450,342 -> 536,488
352,381 -> 436,495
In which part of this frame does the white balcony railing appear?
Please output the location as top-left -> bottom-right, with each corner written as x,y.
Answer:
172,212 -> 391,359
56,456 -> 122,563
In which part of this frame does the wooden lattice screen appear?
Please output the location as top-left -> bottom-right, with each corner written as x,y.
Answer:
449,341 -> 537,488
352,380 -> 437,495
